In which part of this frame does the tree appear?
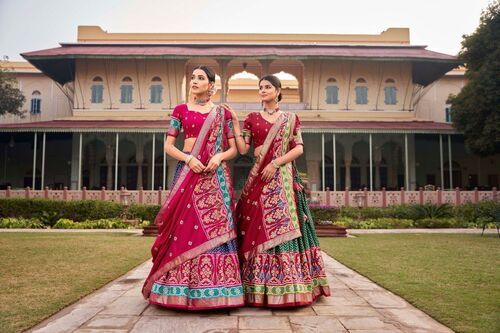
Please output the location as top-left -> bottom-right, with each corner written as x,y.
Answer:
448,0 -> 500,156
0,57 -> 26,118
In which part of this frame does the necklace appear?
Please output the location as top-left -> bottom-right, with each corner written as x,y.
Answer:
263,106 -> 280,115
194,97 -> 210,106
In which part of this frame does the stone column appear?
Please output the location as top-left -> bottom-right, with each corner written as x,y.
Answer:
303,133 -> 322,191
69,133 -> 80,190
119,145 -> 128,189
360,161 -> 367,189
259,59 -> 272,76
136,143 -> 144,190
343,140 -> 353,189
374,146 -> 383,190
217,59 -> 229,103
408,134 -> 417,190
105,144 -> 114,190
87,141 -> 96,189
390,146 -> 402,189
306,160 -> 320,191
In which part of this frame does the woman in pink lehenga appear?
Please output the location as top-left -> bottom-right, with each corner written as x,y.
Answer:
142,66 -> 244,310
231,75 -> 330,307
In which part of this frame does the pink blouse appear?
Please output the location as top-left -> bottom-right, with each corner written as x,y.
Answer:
167,104 -> 234,139
242,112 -> 303,149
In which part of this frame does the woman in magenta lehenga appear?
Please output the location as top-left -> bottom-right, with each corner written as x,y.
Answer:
231,75 -> 330,307
142,66 -> 244,310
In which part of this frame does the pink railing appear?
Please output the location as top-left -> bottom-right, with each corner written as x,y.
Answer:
0,186 -> 170,205
0,186 -> 497,207
312,187 -> 498,207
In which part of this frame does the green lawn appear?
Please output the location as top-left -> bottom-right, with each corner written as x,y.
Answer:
320,234 -> 500,333
0,232 -> 153,333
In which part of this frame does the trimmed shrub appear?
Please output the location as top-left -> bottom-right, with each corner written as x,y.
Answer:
309,206 -> 339,222
128,204 -> 160,222
358,218 -> 414,229
333,217 -> 414,229
0,198 -> 123,221
413,218 -> 458,228
0,217 -> 45,229
454,200 -> 499,225
52,218 -> 129,229
410,203 -> 453,220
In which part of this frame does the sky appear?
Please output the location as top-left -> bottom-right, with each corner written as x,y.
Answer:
0,0 -> 492,61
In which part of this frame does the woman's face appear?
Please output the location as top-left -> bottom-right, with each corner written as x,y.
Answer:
190,68 -> 213,96
259,79 -> 279,103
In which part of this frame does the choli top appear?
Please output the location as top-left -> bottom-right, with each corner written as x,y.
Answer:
242,112 -> 303,149
167,104 -> 234,139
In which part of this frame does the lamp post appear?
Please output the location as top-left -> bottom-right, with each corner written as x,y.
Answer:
120,189 -> 131,221
354,192 -> 365,221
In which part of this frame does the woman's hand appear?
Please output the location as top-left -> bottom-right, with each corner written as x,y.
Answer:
261,162 -> 278,182
204,153 -> 223,173
187,157 -> 205,173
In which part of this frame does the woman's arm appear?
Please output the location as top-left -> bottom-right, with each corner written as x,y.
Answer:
260,145 -> 303,182
204,138 -> 237,172
165,136 -> 205,173
232,119 -> 251,155
222,103 -> 251,155
274,144 -> 303,166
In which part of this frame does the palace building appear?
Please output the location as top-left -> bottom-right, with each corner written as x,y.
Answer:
0,26 -> 498,196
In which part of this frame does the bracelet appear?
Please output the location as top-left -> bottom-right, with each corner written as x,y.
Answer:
271,159 -> 280,168
184,154 -> 193,165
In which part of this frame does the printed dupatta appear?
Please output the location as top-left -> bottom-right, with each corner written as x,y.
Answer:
142,105 -> 236,299
237,112 -> 301,260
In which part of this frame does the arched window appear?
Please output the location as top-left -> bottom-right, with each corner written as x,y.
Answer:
150,76 -> 163,104
120,77 -> 133,103
384,78 -> 397,105
355,78 -> 368,105
91,76 -> 104,104
30,91 -> 41,114
325,77 -> 339,104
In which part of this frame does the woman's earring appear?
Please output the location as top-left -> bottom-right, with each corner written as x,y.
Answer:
208,85 -> 217,97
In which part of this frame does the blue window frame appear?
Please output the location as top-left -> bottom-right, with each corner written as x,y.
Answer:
30,91 -> 41,114
325,85 -> 339,104
150,85 -> 163,104
384,86 -> 397,105
120,85 -> 133,103
355,86 -> 368,104
91,85 -> 103,103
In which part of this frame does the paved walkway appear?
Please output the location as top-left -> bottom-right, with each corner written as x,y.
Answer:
28,253 -> 453,333
348,228 -> 498,234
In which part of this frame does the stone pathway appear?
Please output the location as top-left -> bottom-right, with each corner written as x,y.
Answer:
349,228 -> 498,234
28,252 -> 453,333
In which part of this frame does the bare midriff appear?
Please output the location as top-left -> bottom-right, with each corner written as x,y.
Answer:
181,138 -> 197,153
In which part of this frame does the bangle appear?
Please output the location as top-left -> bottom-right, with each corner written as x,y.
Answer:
271,159 -> 280,168
184,154 -> 193,165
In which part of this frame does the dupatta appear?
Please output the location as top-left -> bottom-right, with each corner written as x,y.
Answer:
142,105 -> 236,298
236,112 -> 301,261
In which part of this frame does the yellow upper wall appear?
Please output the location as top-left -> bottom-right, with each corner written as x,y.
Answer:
77,26 -> 410,45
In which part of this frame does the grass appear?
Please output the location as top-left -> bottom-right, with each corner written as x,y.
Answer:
0,232 -> 153,333
320,234 -> 500,333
